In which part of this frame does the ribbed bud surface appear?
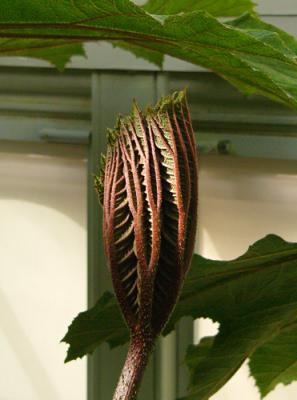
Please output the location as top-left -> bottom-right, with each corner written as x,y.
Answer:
95,91 -> 198,339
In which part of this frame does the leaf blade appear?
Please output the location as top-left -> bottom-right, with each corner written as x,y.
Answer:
62,231 -> 297,393
174,235 -> 297,399
62,292 -> 129,362
142,0 -> 255,17
0,3 -> 297,107
249,323 -> 297,398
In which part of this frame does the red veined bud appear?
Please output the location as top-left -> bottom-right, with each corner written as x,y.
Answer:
95,90 -> 198,341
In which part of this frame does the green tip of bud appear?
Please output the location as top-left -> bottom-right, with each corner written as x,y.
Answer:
98,89 -> 188,208
151,89 -> 187,114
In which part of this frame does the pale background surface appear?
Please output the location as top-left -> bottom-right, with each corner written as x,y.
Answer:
196,156 -> 297,400
0,148 -> 87,400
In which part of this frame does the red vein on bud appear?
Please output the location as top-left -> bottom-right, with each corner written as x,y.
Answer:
94,90 -> 198,400
164,109 -> 186,262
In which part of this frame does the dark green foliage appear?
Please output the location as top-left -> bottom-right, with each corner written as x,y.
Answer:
62,292 -> 129,362
63,234 -> 297,399
249,325 -> 297,398
1,1 -> 297,108
142,0 -> 255,16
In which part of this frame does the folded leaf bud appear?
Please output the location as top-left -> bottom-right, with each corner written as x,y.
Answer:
95,90 -> 198,340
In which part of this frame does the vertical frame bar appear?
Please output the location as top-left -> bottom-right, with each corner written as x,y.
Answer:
175,317 -> 193,398
88,71 -> 157,400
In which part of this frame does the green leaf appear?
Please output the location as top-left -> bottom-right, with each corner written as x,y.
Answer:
228,13 -> 297,56
185,337 -> 215,368
166,234 -> 297,331
1,40 -> 85,70
1,2 -> 297,108
62,292 -> 129,362
142,0 -> 255,17
249,323 -> 297,398
175,234 -> 297,399
63,229 -> 297,400
113,41 -> 164,67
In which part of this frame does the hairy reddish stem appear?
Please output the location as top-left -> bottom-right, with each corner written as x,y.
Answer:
113,334 -> 154,400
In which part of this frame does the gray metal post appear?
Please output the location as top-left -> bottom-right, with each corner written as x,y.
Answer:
88,72 -> 157,400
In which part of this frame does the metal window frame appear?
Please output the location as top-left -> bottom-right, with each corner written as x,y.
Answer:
0,67 -> 297,400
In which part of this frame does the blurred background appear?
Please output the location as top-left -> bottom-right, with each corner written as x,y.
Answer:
1,1 -> 297,399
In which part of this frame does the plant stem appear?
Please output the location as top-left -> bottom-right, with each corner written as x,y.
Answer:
113,334 -> 154,400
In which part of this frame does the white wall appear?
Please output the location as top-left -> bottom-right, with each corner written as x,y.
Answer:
0,146 -> 87,400
196,155 -> 297,400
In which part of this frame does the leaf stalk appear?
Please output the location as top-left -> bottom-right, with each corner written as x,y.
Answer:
113,333 -> 155,400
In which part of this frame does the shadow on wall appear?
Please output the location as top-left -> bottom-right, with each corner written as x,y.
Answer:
0,288 -> 61,400
0,148 -> 87,400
